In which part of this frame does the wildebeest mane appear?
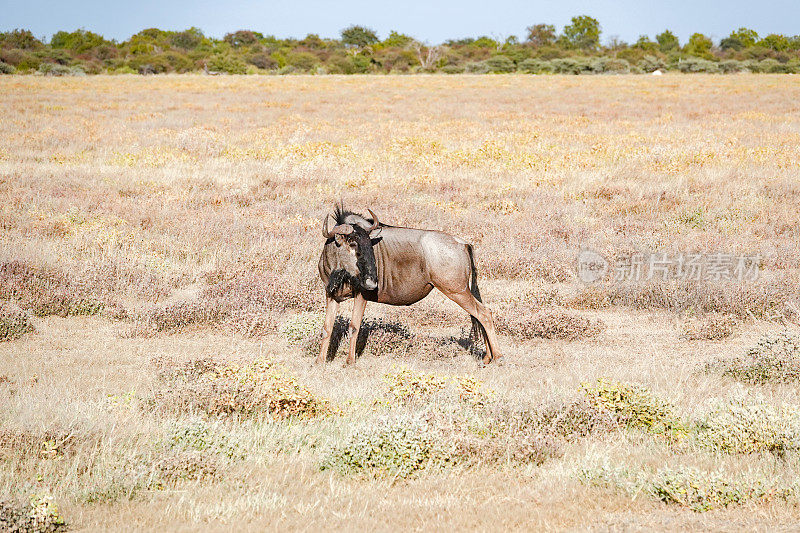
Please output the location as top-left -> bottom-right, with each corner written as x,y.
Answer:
332,204 -> 381,227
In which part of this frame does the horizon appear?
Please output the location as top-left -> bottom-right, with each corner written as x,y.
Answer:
3,0 -> 799,45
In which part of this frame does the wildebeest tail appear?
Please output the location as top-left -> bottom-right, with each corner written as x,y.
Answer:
466,244 -> 488,350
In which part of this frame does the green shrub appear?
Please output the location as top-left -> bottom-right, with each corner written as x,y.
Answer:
648,468 -> 771,512
590,57 -> 630,74
0,493 -> 66,532
321,415 -> 445,478
280,312 -> 324,343
484,55 -> 515,73
37,63 -> 76,76
719,59 -> 744,73
206,53 -> 247,74
440,64 -> 464,74
550,57 -> 593,74
693,392 -> 800,455
518,58 -> 554,74
0,61 -> 15,74
708,332 -> 800,384
638,55 -> 666,72
465,61 -> 489,74
0,301 -> 34,341
582,379 -> 686,437
677,58 -> 720,73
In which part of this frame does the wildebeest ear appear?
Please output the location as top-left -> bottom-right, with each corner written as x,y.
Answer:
370,236 -> 383,246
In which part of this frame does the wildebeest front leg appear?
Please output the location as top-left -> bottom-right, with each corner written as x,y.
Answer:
317,295 -> 339,364
346,293 -> 367,365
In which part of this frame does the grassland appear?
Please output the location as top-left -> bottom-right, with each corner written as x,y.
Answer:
1,74 -> 800,531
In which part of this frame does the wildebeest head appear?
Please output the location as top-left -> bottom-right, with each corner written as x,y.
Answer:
322,209 -> 381,292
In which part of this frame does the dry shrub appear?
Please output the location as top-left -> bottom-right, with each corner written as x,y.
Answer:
0,301 -> 34,341
126,300 -> 228,337
204,264 -> 318,314
380,367 -> 494,407
0,427 -> 100,460
680,313 -> 737,340
156,451 -> 219,482
497,309 -> 605,341
0,494 -> 66,533
693,391 -> 800,455
0,261 -> 105,317
707,332 -> 800,384
151,356 -> 331,419
570,277 -> 797,319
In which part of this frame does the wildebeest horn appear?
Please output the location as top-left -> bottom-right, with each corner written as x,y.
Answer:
366,209 -> 380,232
322,215 -> 354,239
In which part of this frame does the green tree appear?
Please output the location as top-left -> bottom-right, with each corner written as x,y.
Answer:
758,34 -> 790,51
224,30 -> 262,48
562,15 -> 600,50
341,25 -> 378,48
656,30 -> 679,53
525,24 -> 556,47
51,29 -> 113,54
634,35 -> 658,52
0,29 -> 43,49
721,27 -> 758,50
684,33 -> 713,59
171,27 -> 205,50
382,31 -> 413,48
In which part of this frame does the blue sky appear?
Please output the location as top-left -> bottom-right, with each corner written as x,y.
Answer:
3,0 -> 798,44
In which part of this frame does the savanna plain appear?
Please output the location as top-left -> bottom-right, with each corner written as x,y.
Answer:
2,74 -> 800,531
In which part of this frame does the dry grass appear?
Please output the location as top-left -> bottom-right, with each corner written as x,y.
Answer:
2,74 -> 800,530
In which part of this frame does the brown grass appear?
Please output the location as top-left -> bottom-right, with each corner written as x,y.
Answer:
2,74 -> 800,529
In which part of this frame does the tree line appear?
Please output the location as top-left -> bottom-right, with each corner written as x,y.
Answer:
1,17 -> 799,75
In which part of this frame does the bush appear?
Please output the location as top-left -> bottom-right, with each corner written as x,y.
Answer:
550,57 -> 593,74
719,59 -> 744,73
590,57 -> 630,74
37,63 -> 81,76
0,301 -> 34,341
648,468 -> 773,512
150,356 -> 331,419
206,54 -> 247,74
0,261 -> 105,318
465,61 -> 489,74
518,58 -> 554,74
484,55 -> 515,73
497,309 -> 604,341
638,55 -> 666,72
693,392 -> 800,455
0,494 -> 66,532
583,379 -> 686,437
0,61 -> 15,74
321,415 -> 445,478
127,300 -> 227,337
679,313 -> 736,340
677,58 -> 720,73
440,64 -> 464,74
708,332 -> 800,384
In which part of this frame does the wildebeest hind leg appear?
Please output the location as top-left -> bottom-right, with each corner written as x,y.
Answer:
317,295 -> 339,364
440,289 -> 502,365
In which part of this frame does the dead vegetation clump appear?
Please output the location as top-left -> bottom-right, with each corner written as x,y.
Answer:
155,451 -> 219,482
203,264 -> 318,314
0,260 -> 105,317
150,356 -> 331,419
0,427 -> 101,460
0,494 -> 66,533
680,313 -> 737,340
0,301 -> 34,341
496,308 -> 605,341
707,332 -> 800,384
570,277 -> 797,320
126,300 -> 228,337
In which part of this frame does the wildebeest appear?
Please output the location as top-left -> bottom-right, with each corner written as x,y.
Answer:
317,206 -> 502,366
